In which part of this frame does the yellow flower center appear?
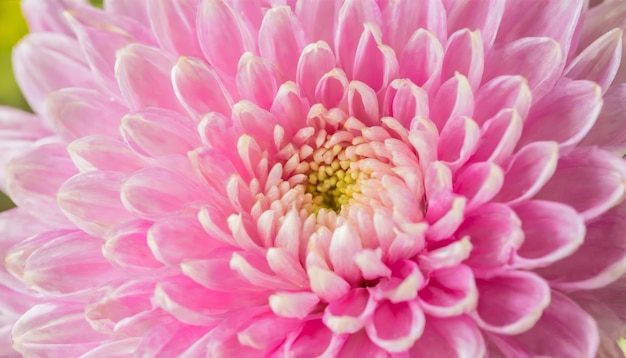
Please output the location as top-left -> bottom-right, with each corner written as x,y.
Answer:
305,158 -> 365,213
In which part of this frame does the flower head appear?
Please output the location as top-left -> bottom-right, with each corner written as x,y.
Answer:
1,0 -> 626,356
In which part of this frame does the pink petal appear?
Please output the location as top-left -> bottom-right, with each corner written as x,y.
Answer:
382,79 -> 429,128
258,6 -> 307,80
181,253 -> 259,293
323,288 -> 376,334
374,260 -> 424,303
399,29 -> 443,93
104,0 -> 151,29
580,84 -> 626,154
115,44 -> 183,112
197,0 -> 256,77
566,28 -> 622,93
430,73 -> 474,131
365,300 -> 425,353
454,162 -> 504,212
420,236 -> 473,271
68,135 -> 146,173
295,0 -> 341,47
282,319 -> 346,357
354,248 -> 392,280
446,0 -> 505,47
534,147 -> 626,221
489,291 -> 599,358
12,303 -> 110,357
473,271 -> 550,335
306,254 -> 351,302
121,167 -> 207,219
147,0 -> 203,57
315,69 -> 349,109
47,88 -> 126,142
172,56 -> 233,119
347,81 -> 380,127
512,200 -> 585,269
518,80 -> 602,150
442,29 -> 484,91
334,0 -> 382,78
437,116 -> 480,172
57,171 -> 130,237
6,144 -> 76,226
537,201 -> 626,290
461,203 -> 524,275
328,224 -> 363,284
121,108 -> 200,157
470,109 -> 523,165
237,314 -> 301,350
12,33 -> 94,115
269,291 -> 320,319
270,82 -> 310,139
493,141 -> 559,204
230,252 -> 295,290
352,23 -> 398,91
338,330 -> 388,357
21,0 -> 85,36
473,75 -> 531,126
409,316 -> 485,357
103,220 -> 163,273
236,53 -> 280,110
485,37 -> 564,100
382,0 -> 446,57
418,264 -> 477,317
296,41 -> 336,102
79,338 -> 142,358
148,215 -> 225,267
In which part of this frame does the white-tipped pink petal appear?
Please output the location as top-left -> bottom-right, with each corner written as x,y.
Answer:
347,81 -> 380,127
374,260 -> 424,303
474,271 -> 550,335
328,224 -> 363,284
473,75 -> 532,125
485,37 -> 563,100
269,291 -> 319,320
315,68 -> 349,109
47,88 -> 126,142
537,201 -> 626,291
354,248 -> 392,280
12,303 -> 110,357
513,200 -> 585,270
420,236 -> 473,271
306,252 -> 350,303
67,135 -> 146,173
418,264 -> 477,317
442,29 -> 484,91
197,0 -> 256,77
446,0 -> 505,48
470,109 -> 523,165
147,0 -> 203,57
352,23 -> 398,91
494,141 -> 559,204
258,6 -> 307,80
338,330 -> 388,357
115,44 -> 183,112
103,220 -> 163,273
535,147 -> 626,221
296,41 -> 336,101
431,73 -> 474,131
365,300 -> 425,353
566,28 -> 622,93
489,291 -> 599,358
323,288 -> 376,334
454,162 -> 504,212
518,80 -> 602,150
237,314 -> 301,351
57,171 -> 130,237
172,56 -> 234,119
236,53 -> 279,110
409,316 -> 485,358
13,33 -> 94,115
437,116 -> 480,172
399,29 -> 443,93
382,79 -> 429,128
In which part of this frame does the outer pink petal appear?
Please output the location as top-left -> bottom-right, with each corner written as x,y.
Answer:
430,73 -> 474,131
512,200 -> 585,269
337,330 -> 388,358
282,318 -> 346,357
442,29 -> 484,91
446,0 -> 504,48
103,220 -> 164,273
57,171 -> 131,237
323,288 -> 376,334
409,316 -> 485,358
534,147 -> 626,221
147,0 -> 203,57
580,84 -> 626,155
473,271 -> 550,335
12,303 -> 111,357
454,162 -> 504,212
67,135 -> 146,173
473,75 -> 531,126
269,291 -> 320,320
235,53 -> 280,110
488,291 -> 599,358
104,0 -> 151,29
295,0 -> 341,47
470,109 -> 523,165
399,29 -> 443,93
21,0 -> 87,36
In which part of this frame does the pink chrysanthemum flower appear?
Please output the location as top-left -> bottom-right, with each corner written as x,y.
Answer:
2,0 -> 626,356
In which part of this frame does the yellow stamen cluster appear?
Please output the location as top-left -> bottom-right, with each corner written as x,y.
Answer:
305,158 -> 364,213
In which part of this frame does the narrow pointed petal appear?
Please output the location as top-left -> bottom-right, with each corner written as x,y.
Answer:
382,79 -> 429,128
442,29 -> 484,91
470,109 -> 523,165
352,23 -> 398,91
437,116 -> 480,172
431,73 -> 474,131
399,29 -> 443,93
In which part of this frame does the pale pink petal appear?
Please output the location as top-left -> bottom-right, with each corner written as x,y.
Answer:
103,220 -> 163,273
237,314 -> 301,350
430,73 -> 474,131
315,68 -> 349,109
442,29 -> 484,91
12,303 -> 110,357
420,236 -> 473,271
470,109 -> 523,165
473,75 -> 531,126
172,56 -> 233,119
489,291 -> 599,358
235,53 -> 280,110
446,0 -> 505,47
454,162 -> 504,212
270,82 -> 310,139
437,116 -> 480,172
534,147 -> 626,221
418,264 -> 477,317
147,0 -> 203,57
79,338 -> 142,358
295,0 -> 341,46
374,260 -> 424,303
57,171 -> 130,237
399,29 -> 443,93
347,81 -> 380,127
258,6 -> 307,80
296,41 -> 336,102
104,0 -> 151,29
21,0 -> 87,36
382,79 -> 429,128
115,44 -> 183,112
197,0 -> 256,77
269,291 -> 320,319
473,271 -> 550,335
68,135 -> 145,173
580,84 -> 626,154
517,80 -> 602,150
328,224 -> 363,284
306,255 -> 351,303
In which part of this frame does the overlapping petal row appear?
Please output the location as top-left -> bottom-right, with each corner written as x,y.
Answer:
1,0 -> 626,356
